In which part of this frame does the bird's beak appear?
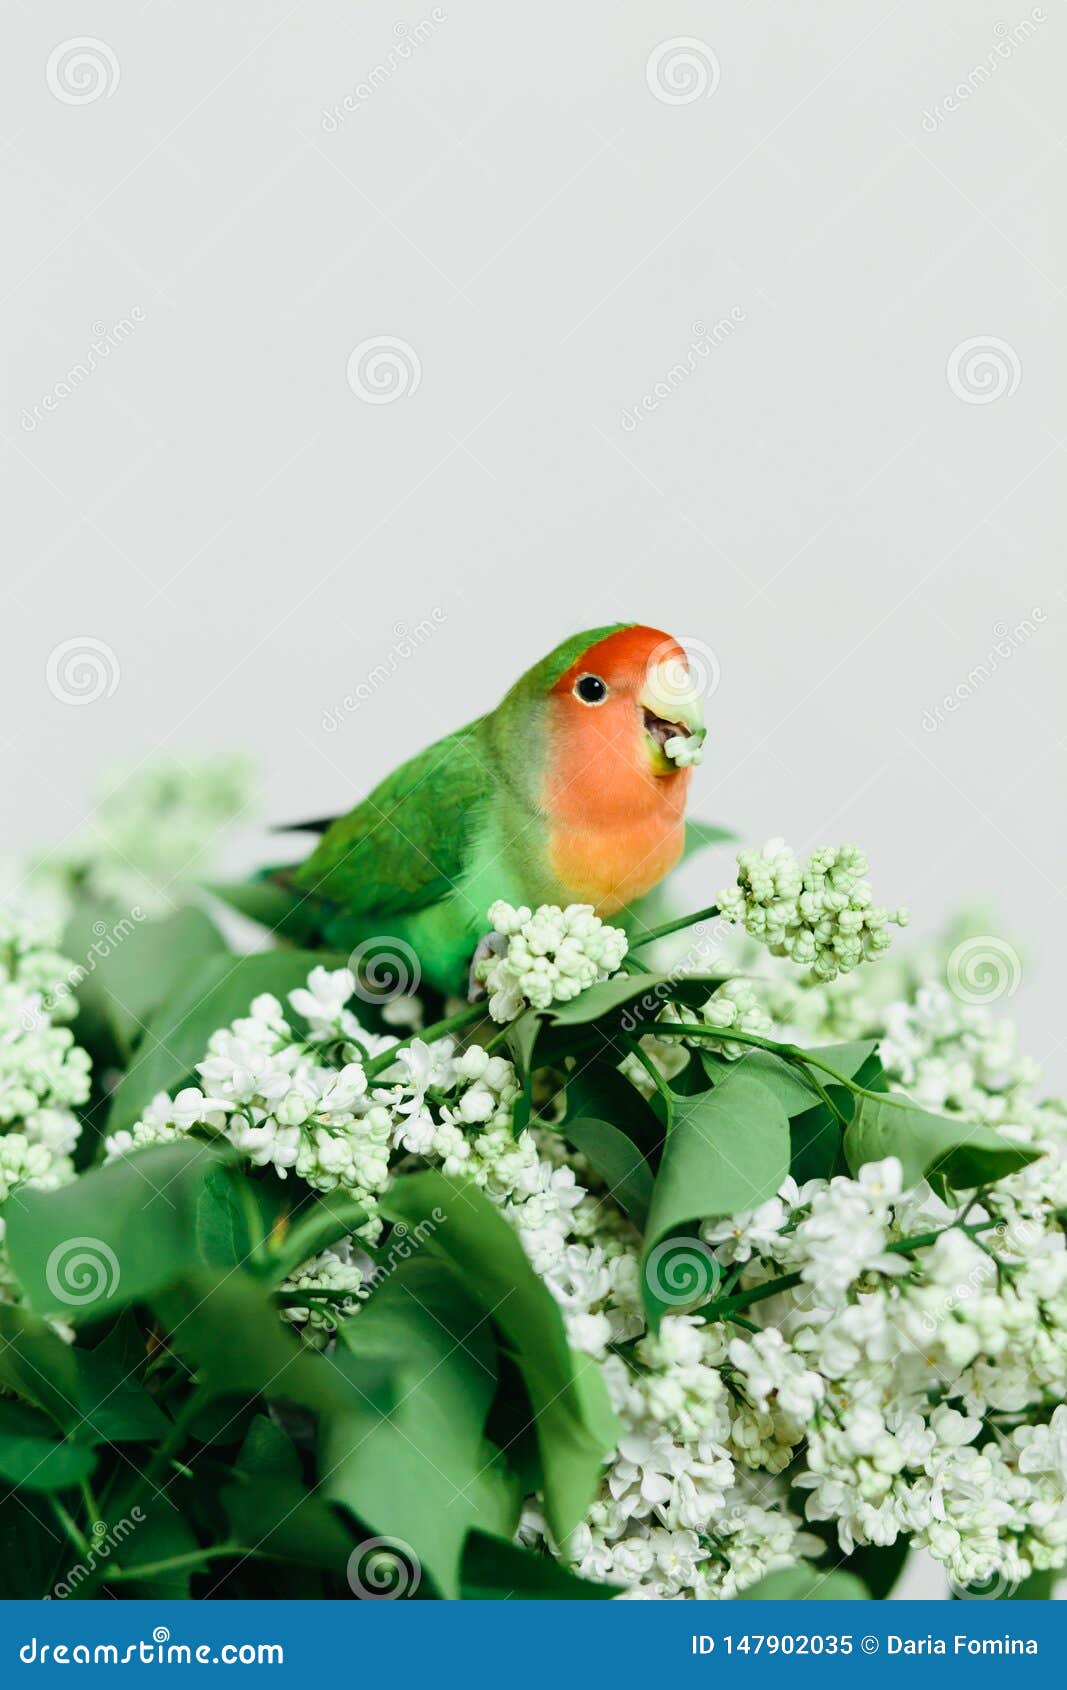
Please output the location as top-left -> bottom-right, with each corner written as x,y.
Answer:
639,662 -> 707,774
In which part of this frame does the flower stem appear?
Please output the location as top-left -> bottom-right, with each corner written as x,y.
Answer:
261,1194 -> 370,1282
622,1035 -> 674,1122
363,1001 -> 486,1078
703,1217 -> 1004,1323
650,1021 -> 901,1107
629,905 -> 721,949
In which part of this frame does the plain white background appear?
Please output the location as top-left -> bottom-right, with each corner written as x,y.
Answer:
2,0 -> 1064,1602
3,8 -> 1063,1067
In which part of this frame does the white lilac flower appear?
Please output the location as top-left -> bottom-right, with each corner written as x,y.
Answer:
82,905 -> 1067,1601
476,901 -> 628,1022
279,1239 -> 369,1340
0,909 -> 85,1244
717,839 -> 908,981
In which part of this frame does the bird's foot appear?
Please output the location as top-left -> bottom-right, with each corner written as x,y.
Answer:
467,930 -> 507,1001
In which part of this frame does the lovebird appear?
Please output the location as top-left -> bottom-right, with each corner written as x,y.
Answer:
275,624 -> 707,996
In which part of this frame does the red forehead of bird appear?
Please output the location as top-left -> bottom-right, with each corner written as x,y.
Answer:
552,626 -> 689,695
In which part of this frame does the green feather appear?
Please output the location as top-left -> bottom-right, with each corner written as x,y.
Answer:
285,626 -> 633,994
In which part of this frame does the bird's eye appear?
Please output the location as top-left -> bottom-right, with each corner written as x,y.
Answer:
574,674 -> 608,705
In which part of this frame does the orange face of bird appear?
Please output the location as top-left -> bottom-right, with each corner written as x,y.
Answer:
544,625 -> 707,823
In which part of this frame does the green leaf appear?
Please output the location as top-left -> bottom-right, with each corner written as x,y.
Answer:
222,1418 -> 355,1573
844,1094 -> 1041,1190
0,1305 -> 87,1429
63,900 -> 227,1060
839,1536 -> 911,1599
740,1565 -> 869,1600
683,820 -> 738,860
381,1172 -> 619,1551
546,973 -> 727,1029
70,1350 -> 169,1444
105,949 -> 334,1134
205,878 -> 313,934
563,1117 -> 654,1228
737,1051 -> 823,1116
563,1060 -> 663,1161
0,1400 -> 97,1492
4,1141 -> 257,1321
505,1009 -> 542,1077
779,1042 -> 882,1183
461,1530 -> 621,1599
326,1257 -> 511,1599
1009,1569 -> 1057,1599
152,1270 -> 394,1422
108,1503 -> 201,1598
0,1490 -> 68,1598
642,1069 -> 790,1329
0,1307 -> 165,1448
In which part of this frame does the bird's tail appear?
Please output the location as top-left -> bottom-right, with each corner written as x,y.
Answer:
205,863 -> 333,949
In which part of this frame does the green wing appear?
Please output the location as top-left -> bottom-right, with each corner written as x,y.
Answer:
291,719 -> 492,919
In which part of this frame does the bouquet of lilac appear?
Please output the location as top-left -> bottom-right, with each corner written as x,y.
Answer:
0,763 -> 1061,1602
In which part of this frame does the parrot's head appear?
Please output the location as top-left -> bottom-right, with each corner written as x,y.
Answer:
542,623 -> 707,785
488,624 -> 708,909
